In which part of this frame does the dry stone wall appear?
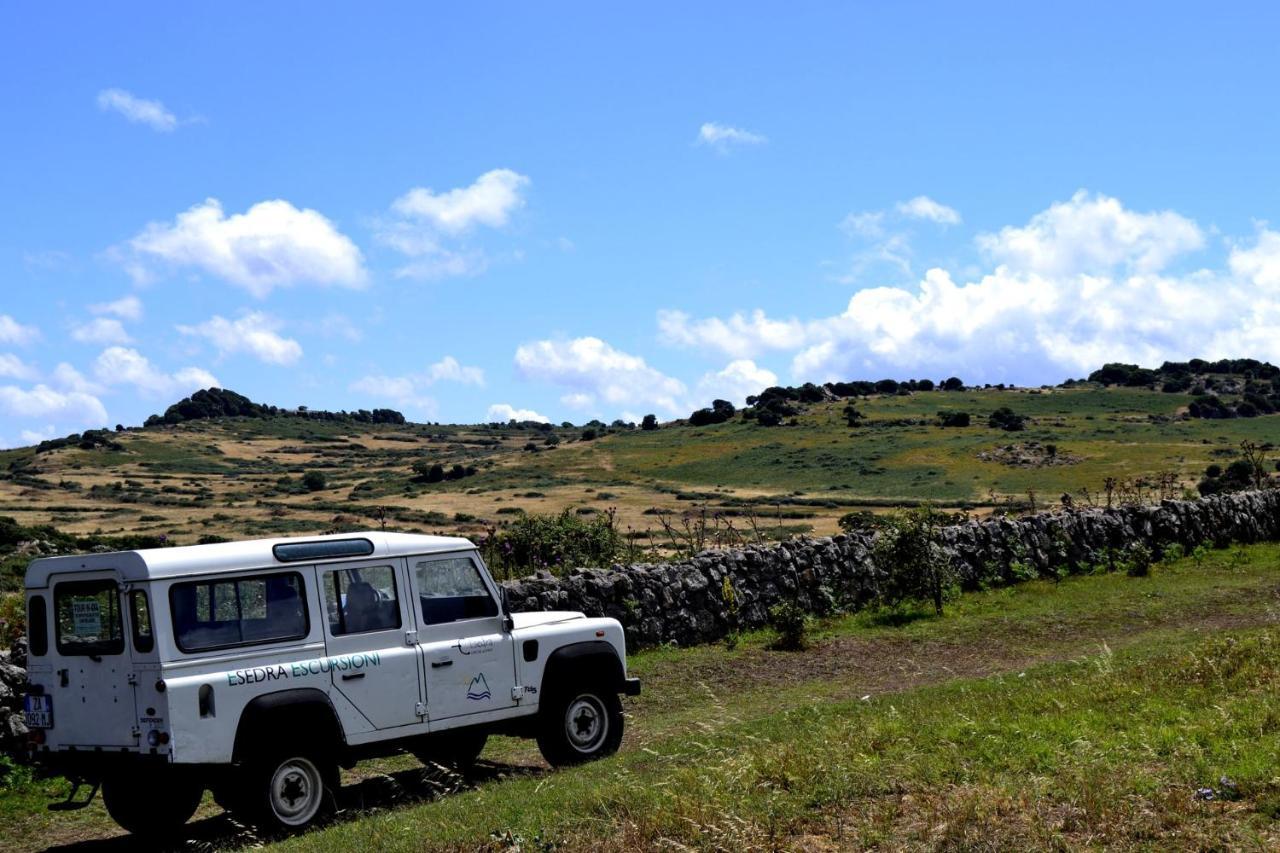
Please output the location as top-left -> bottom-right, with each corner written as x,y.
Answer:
502,490 -> 1280,648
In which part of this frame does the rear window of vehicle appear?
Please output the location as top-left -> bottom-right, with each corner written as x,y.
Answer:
54,580 -> 124,656
28,595 -> 48,657
170,572 -> 308,653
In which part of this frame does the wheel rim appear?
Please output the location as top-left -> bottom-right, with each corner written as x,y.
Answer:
269,756 -> 324,827
565,694 -> 608,753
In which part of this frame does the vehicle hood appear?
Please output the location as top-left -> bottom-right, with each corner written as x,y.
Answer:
510,611 -> 586,629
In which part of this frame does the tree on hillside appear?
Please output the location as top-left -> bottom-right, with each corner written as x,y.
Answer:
942,377 -> 965,391
641,414 -> 658,430
302,471 -> 327,492
988,407 -> 1027,431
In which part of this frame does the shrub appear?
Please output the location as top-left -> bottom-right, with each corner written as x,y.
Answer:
937,410 -> 970,427
688,399 -> 735,426
872,504 -> 956,615
479,508 -> 631,578
641,414 -> 658,431
1124,543 -> 1153,577
767,600 -> 810,651
581,429 -> 597,441
988,407 -> 1027,431
942,376 -> 965,391
302,471 -> 327,492
0,593 -> 24,649
843,403 -> 864,427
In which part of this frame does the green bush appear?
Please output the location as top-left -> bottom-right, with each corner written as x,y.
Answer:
480,508 -> 632,578
302,471 -> 327,492
872,504 -> 956,615
0,593 -> 24,648
768,600 -> 810,651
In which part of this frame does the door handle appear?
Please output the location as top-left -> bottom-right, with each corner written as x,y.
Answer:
430,659 -> 453,669
341,673 -> 365,681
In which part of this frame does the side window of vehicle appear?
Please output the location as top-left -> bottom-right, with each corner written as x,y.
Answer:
323,565 -> 401,636
28,595 -> 48,657
170,572 -> 308,653
130,590 -> 154,653
413,557 -> 498,626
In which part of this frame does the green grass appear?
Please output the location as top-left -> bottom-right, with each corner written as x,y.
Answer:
11,542 -> 1280,850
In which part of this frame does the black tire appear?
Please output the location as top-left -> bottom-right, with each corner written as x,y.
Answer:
231,750 -> 338,834
410,730 -> 488,772
102,771 -> 202,838
535,685 -> 624,767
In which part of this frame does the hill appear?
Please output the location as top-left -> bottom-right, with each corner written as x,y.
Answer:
0,360 -> 1277,591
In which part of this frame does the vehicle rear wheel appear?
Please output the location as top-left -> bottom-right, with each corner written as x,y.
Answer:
233,751 -> 338,834
410,730 -> 488,772
535,685 -> 624,767
102,770 -> 203,838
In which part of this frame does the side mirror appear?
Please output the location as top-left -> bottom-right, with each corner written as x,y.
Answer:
500,586 -> 515,633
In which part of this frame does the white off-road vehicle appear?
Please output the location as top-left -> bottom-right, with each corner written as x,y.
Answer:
21,532 -> 638,837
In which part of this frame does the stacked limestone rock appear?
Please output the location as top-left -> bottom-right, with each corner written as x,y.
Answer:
0,637 -> 27,759
503,490 -> 1280,649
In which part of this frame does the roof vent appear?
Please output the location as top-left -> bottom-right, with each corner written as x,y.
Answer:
273,538 -> 374,563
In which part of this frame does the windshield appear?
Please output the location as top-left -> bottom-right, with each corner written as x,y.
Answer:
54,580 -> 124,656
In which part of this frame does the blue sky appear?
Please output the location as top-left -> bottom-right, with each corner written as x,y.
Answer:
4,3 -> 1280,444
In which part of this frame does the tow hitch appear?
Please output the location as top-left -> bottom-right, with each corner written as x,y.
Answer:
48,778 -> 99,811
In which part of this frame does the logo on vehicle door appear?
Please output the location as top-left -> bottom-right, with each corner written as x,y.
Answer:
466,673 -> 491,701
458,636 -> 494,656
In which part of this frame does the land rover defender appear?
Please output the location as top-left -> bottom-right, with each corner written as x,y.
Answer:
22,531 -> 639,836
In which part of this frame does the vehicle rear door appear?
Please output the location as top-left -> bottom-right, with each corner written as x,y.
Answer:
409,553 -> 517,723
316,558 -> 424,730
46,573 -> 138,748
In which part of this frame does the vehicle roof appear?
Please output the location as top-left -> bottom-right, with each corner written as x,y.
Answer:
25,530 -> 476,588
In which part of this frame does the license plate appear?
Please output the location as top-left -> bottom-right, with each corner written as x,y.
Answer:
23,694 -> 52,729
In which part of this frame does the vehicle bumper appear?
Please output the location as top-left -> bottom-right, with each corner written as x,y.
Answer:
622,677 -> 641,696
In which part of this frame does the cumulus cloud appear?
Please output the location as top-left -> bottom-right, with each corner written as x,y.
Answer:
659,191 -> 1280,385
51,363 -> 102,395
426,356 -> 485,386
896,196 -> 961,225
90,295 -> 143,321
658,309 -> 807,360
92,347 -> 218,397
349,355 -> 484,413
126,198 -> 367,297
697,122 -> 767,150
694,359 -> 778,405
0,316 -> 40,346
177,313 -> 303,366
71,317 -> 132,345
486,403 -> 549,424
96,88 -> 178,132
0,354 -> 37,381
0,384 -> 108,426
515,337 -> 688,415
379,170 -> 529,280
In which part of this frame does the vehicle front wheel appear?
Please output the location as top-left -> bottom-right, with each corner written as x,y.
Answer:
232,751 -> 338,834
102,770 -> 203,838
535,686 -> 624,767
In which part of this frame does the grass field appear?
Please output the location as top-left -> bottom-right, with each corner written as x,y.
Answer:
6,541 -> 1280,850
1,386 -> 1275,574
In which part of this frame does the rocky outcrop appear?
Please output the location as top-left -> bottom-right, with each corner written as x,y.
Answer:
503,490 -> 1280,648
0,638 -> 27,758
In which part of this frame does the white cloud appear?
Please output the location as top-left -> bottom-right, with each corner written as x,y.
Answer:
659,309 -> 807,360
426,356 -> 485,386
977,190 -> 1203,276
349,355 -> 483,413
839,211 -> 886,239
177,313 -> 303,366
51,363 -> 102,395
486,403 -> 549,424
0,384 -> 108,426
391,169 -> 529,234
0,315 -> 40,346
96,88 -> 178,132
93,347 -> 218,398
71,317 -> 133,345
895,196 -> 961,225
126,198 -> 367,297
560,392 -> 596,411
0,354 -> 37,381
515,337 -> 688,415
694,359 -> 778,406
659,191 -> 1280,385
90,295 -> 143,321
20,426 -> 58,445
380,170 -> 529,280
697,122 -> 767,150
